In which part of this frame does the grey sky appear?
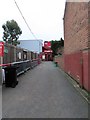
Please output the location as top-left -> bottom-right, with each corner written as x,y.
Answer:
0,0 -> 66,41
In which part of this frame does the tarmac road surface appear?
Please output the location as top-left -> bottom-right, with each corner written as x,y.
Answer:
2,62 -> 88,118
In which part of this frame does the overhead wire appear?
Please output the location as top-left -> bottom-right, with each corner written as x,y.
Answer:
14,0 -> 37,39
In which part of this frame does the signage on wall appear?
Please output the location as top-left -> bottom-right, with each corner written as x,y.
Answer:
44,50 -> 52,53
0,42 -> 4,57
44,41 -> 51,48
4,47 -> 8,54
18,52 -> 21,59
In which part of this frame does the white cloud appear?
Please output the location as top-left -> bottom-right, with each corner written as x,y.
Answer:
0,0 -> 66,41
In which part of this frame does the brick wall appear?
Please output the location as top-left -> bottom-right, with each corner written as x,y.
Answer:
64,51 -> 83,85
82,50 -> 89,91
89,50 -> 90,91
64,2 -> 90,91
54,55 -> 64,70
88,2 -> 90,48
64,2 -> 89,54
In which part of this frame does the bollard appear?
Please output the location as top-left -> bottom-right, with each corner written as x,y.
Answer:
55,62 -> 58,67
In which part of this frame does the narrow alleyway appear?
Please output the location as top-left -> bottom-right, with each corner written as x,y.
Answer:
2,62 -> 88,118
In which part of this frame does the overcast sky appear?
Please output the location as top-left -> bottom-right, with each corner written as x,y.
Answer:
0,0 -> 66,41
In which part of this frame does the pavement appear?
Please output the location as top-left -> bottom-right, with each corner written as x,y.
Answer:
2,62 -> 88,118
58,67 -> 90,103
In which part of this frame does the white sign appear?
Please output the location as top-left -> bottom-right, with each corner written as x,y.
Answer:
42,55 -> 45,60
18,52 -> 21,59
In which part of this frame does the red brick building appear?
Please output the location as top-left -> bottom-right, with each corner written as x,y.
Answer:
64,2 -> 90,91
42,41 -> 53,61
